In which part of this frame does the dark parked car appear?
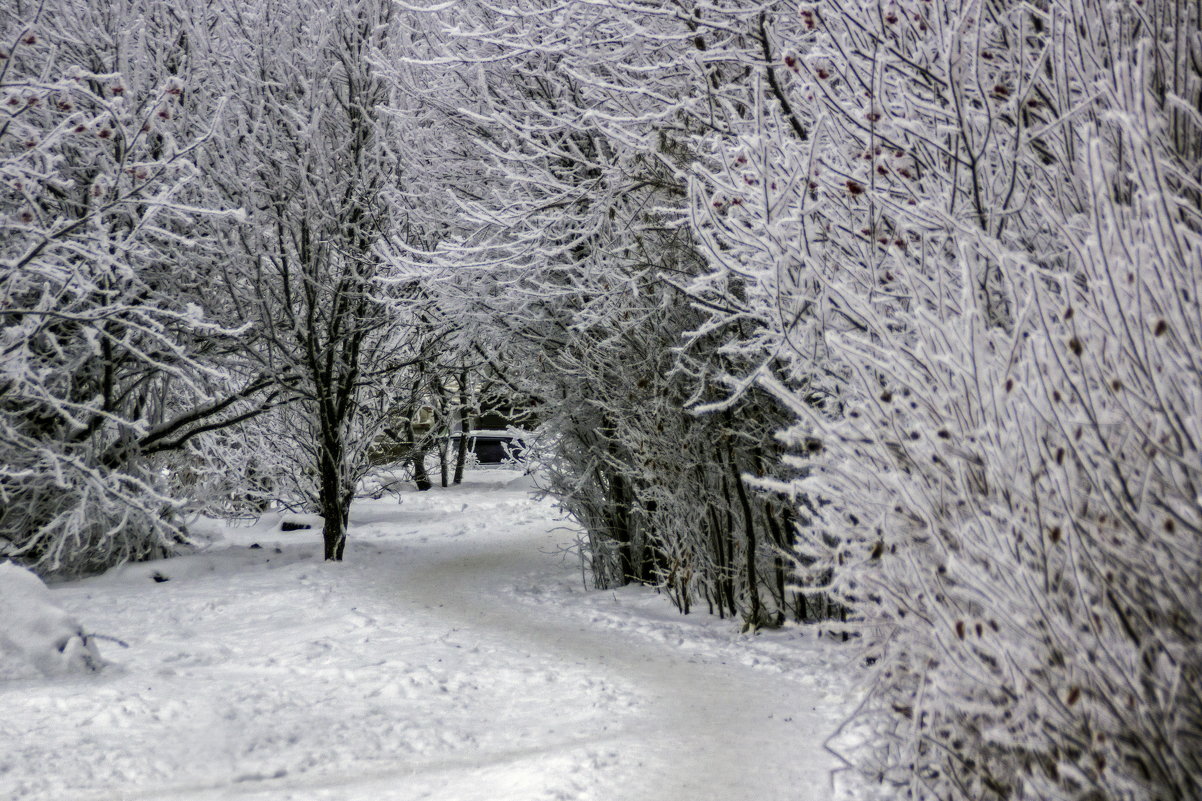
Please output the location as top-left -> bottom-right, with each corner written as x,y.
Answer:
451,430 -> 527,464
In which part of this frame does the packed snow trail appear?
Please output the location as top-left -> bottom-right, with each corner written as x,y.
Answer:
0,471 -> 860,801
394,526 -> 839,800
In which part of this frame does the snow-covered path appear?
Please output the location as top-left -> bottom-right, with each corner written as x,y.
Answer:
393,524 -> 842,801
1,471 -> 860,801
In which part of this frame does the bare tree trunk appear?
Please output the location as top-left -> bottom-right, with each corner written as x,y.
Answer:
607,467 -> 635,583
318,432 -> 349,560
406,417 -> 432,491
452,369 -> 469,485
728,448 -> 760,629
438,436 -> 449,488
763,506 -> 788,625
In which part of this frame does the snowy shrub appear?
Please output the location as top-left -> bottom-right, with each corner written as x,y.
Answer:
0,561 -> 103,679
686,0 -> 1202,798
1,5 -> 199,573
0,1 -> 270,575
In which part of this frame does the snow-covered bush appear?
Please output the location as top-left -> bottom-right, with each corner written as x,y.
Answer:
0,561 -> 102,679
686,1 -> 1202,798
0,1 -> 265,575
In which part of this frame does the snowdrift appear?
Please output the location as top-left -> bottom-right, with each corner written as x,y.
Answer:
0,561 -> 103,680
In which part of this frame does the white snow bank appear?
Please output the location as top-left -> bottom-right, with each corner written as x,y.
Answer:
0,561 -> 103,680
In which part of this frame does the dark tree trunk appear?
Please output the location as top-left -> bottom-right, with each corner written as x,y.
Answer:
728,446 -> 761,628
764,505 -> 789,624
406,417 -> 432,491
318,436 -> 349,561
607,467 -> 635,584
320,492 -> 349,561
452,369 -> 469,485
411,450 -> 431,491
438,435 -> 449,488
718,478 -> 738,619
635,497 -> 661,583
599,420 -> 635,585
433,377 -> 450,487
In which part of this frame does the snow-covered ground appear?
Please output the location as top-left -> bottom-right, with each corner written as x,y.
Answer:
1,470 -> 864,801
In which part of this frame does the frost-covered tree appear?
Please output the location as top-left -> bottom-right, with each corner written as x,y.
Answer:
383,0 -> 821,626
0,0 -> 271,574
0,0 -> 423,571
194,0 -> 417,560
